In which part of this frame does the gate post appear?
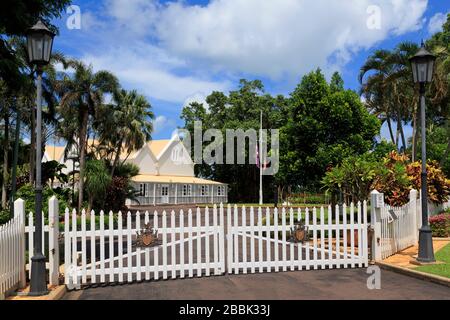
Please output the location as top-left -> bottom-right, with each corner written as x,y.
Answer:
48,196 -> 60,286
14,198 -> 27,289
370,190 -> 383,261
409,189 -> 419,244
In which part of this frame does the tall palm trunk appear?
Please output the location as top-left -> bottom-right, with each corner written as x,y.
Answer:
110,138 -> 123,177
386,116 -> 395,145
397,113 -> 406,152
2,111 -> 9,209
78,109 -> 89,212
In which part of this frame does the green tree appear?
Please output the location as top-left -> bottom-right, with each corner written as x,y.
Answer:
96,89 -> 154,176
55,59 -> 118,211
85,159 -> 111,212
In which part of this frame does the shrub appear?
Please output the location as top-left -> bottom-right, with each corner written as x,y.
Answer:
429,214 -> 450,238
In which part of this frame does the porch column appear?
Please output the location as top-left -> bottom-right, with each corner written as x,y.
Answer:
175,184 -> 178,205
153,183 -> 156,206
211,185 -> 214,203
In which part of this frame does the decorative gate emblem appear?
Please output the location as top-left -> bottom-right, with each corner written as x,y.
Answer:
135,223 -> 160,247
290,222 -> 310,243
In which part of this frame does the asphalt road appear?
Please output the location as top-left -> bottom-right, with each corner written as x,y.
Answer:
63,268 -> 450,300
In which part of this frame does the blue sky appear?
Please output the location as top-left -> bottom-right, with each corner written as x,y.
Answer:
50,0 -> 449,141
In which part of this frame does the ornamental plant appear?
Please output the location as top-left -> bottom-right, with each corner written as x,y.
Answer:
429,213 -> 450,237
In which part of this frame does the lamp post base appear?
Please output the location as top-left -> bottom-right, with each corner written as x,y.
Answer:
417,225 -> 435,263
29,253 -> 48,296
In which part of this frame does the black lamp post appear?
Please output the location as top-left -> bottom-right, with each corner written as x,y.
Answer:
409,42 -> 436,263
26,20 -> 55,295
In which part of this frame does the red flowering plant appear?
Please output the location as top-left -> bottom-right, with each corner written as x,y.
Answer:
429,213 -> 450,237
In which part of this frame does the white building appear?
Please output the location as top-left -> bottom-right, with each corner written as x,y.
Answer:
43,135 -> 228,206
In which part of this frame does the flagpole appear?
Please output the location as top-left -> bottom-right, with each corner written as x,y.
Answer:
259,110 -> 263,205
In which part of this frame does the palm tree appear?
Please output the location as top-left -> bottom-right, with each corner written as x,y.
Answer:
85,159 -> 111,213
55,59 -> 118,211
359,49 -> 397,145
96,89 -> 154,177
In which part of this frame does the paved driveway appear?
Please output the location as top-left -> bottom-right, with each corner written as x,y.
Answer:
63,268 -> 450,300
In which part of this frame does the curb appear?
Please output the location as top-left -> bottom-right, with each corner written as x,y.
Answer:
376,261 -> 450,288
6,285 -> 66,300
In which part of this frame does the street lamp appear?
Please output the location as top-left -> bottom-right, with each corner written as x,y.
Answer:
26,20 -> 55,295
409,42 -> 436,263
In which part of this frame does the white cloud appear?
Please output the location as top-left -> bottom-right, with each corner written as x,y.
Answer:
153,115 -> 176,134
152,0 -> 428,79
81,43 -> 230,103
69,0 -> 429,105
428,12 -> 447,34
183,92 -> 210,110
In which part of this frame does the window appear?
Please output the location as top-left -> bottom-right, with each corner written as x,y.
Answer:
217,186 -> 225,196
201,185 -> 209,196
182,184 -> 192,196
139,183 -> 147,197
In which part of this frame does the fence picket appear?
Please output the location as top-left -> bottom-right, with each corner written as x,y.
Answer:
242,206 -> 247,274
327,205 -> 332,268
250,207 -> 256,274
335,205 -> 340,269
212,205 -> 218,275
342,204 -> 348,268
81,209 -> 87,284
320,206 -> 325,269
90,210 -> 96,283
205,207 -> 210,277
99,210 -> 105,283
258,207 -> 263,273
108,211 -> 114,282
171,210 -> 176,279
64,208 -> 70,285
289,208 -> 294,271
265,207 -> 271,272
312,208 -> 318,270
136,211 -> 141,282
162,211 -> 168,280
196,207 -> 201,277
274,207 -> 279,272
305,208 -> 310,270
180,210 -> 185,278
350,203 -> 355,268
154,211 -> 159,280
219,204 -> 225,274
72,209 -> 78,286
226,205 -> 232,273
117,211 -> 123,283
357,202 -> 362,268
187,209 -> 193,278
233,205 -> 239,274
144,211 -> 150,281
297,208 -> 302,271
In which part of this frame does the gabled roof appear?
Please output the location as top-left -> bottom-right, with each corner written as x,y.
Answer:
44,145 -> 65,161
147,140 -> 171,159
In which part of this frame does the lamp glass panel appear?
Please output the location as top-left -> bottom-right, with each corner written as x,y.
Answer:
427,59 -> 434,82
411,61 -> 418,83
43,34 -> 53,62
32,34 -> 44,62
418,62 -> 427,83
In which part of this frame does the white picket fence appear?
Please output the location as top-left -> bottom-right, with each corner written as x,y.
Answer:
0,200 -> 26,300
371,190 -> 422,260
0,197 -> 61,300
64,206 -> 226,288
227,203 -> 369,274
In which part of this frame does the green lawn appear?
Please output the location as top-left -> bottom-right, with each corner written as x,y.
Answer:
415,243 -> 450,279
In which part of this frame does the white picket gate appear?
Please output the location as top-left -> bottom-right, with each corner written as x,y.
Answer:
227,203 -> 369,274
64,205 -> 226,288
0,200 -> 26,299
371,189 -> 421,260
